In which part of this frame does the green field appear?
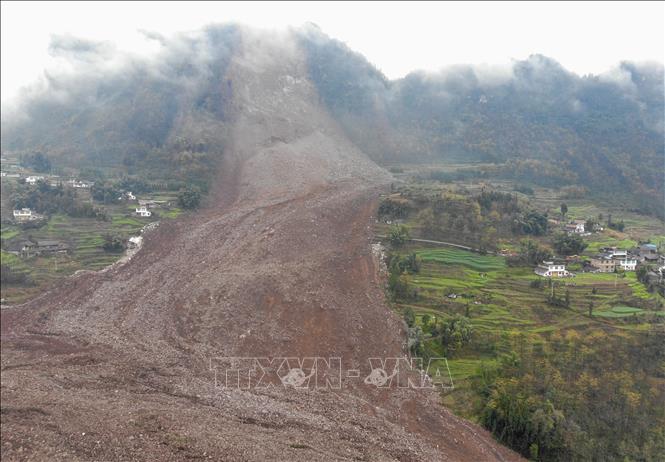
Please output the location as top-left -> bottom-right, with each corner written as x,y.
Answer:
1,190 -> 182,304
416,248 -> 506,271
388,242 -> 664,419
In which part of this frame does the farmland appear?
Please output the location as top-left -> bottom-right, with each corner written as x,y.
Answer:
384,240 -> 665,452
377,171 -> 665,459
0,176 -> 182,304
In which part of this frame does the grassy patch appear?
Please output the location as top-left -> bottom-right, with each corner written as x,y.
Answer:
416,248 -> 506,272
594,306 -> 644,318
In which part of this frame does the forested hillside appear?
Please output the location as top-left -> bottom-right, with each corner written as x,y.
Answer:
1,25 -> 239,186
299,26 -> 664,218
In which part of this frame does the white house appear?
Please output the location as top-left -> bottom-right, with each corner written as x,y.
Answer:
68,179 -> 93,188
12,208 -> 33,221
608,249 -> 628,259
25,175 -> 44,184
128,236 -> 143,248
125,191 -> 136,201
565,220 -> 585,234
616,258 -> 637,272
535,261 -> 571,278
138,199 -> 156,207
135,206 -> 152,217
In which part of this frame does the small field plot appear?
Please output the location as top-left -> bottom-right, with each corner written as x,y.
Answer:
594,306 -> 644,318
416,248 -> 506,272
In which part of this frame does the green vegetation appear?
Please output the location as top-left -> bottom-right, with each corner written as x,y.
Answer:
417,248 -> 505,272
20,151 -> 52,173
301,32 -> 664,218
475,330 -> 664,461
177,187 -> 202,210
552,233 -> 587,256
388,224 -> 410,248
102,234 -> 126,253
7,180 -> 107,219
1,170 -> 185,303
379,178 -> 665,461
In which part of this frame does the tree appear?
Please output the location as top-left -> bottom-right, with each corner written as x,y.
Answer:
388,224 -> 410,248
588,301 -> 594,317
515,210 -> 549,236
403,307 -> 416,328
553,233 -> 587,256
91,182 -> 122,205
21,152 -> 52,173
440,315 -> 473,355
516,239 -> 552,265
177,187 -> 202,209
560,202 -> 568,217
102,234 -> 125,253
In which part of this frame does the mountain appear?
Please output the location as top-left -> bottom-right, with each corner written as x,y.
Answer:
299,26 -> 665,218
0,26 -> 522,461
2,24 -> 663,216
1,25 -> 240,185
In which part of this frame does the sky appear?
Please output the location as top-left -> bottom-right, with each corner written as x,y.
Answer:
1,1 -> 663,103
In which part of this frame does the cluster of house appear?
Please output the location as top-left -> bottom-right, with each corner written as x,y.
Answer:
134,199 -> 167,218
12,194 -> 155,221
5,239 -> 69,257
25,175 -> 45,184
534,244 -> 664,279
589,245 -> 661,273
68,179 -> 93,188
12,208 -> 42,223
0,171 -> 94,188
563,219 -> 603,236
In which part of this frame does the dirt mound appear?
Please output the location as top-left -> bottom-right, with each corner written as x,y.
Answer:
1,28 -> 521,461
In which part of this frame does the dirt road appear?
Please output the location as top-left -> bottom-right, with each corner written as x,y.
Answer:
1,28 -> 521,461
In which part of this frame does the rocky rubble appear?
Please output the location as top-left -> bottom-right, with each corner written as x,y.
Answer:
1,27 -> 521,461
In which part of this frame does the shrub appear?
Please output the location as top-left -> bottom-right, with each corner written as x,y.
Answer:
177,187 -> 202,209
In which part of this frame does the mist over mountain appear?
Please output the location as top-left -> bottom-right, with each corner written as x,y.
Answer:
299,26 -> 664,217
2,25 -> 239,185
2,24 -> 664,215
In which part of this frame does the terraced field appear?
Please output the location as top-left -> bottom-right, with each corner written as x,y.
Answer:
0,193 -> 180,304
390,244 -> 665,417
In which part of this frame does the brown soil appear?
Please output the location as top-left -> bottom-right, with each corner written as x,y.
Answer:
1,28 -> 522,461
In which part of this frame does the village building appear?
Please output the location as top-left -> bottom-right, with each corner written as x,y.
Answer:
590,254 -> 615,273
605,248 -> 628,259
25,175 -> 45,184
135,206 -> 152,217
590,248 -> 638,272
138,199 -> 156,207
617,257 -> 637,272
639,243 -> 660,262
535,261 -> 571,278
20,240 -> 69,257
68,179 -> 93,188
564,220 -> 585,234
12,208 -> 34,222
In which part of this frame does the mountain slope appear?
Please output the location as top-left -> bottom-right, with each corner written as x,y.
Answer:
299,27 -> 664,218
1,27 -> 521,461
